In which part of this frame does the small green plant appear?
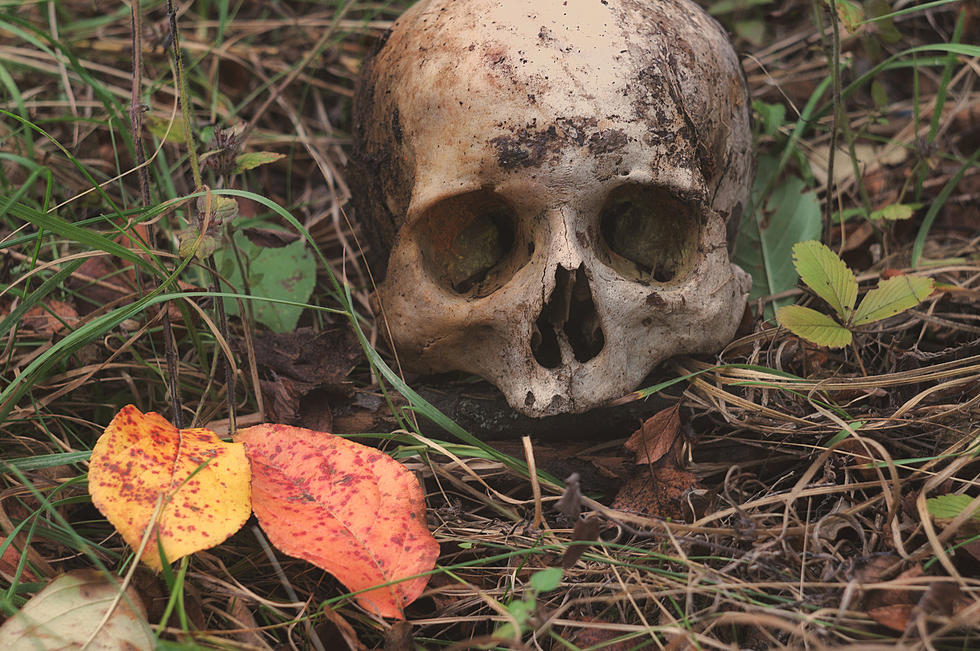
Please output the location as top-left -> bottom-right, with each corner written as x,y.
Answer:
776,240 -> 933,347
493,568 -> 563,642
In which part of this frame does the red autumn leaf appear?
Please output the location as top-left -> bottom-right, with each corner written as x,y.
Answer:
234,424 -> 440,619
624,404 -> 681,465
88,405 -> 252,570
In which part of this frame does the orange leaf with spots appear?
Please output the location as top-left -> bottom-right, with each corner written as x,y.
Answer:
234,424 -> 439,619
88,405 -> 251,570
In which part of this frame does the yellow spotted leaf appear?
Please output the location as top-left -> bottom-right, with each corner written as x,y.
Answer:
88,405 -> 251,570
776,304 -> 852,348
235,424 -> 440,619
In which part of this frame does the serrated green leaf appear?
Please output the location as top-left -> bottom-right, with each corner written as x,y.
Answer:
926,494 -> 980,521
733,156 -> 822,319
234,151 -> 285,173
851,275 -> 934,326
792,240 -> 858,321
776,305 -> 852,348
869,203 -> 920,221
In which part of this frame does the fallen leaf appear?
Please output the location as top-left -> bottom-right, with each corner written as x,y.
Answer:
612,461 -> 702,521
867,604 -> 912,632
0,537 -> 39,583
624,404 -> 681,465
234,424 -> 440,619
0,569 -> 154,650
384,621 -> 414,651
317,605 -> 366,651
20,300 -> 78,335
88,405 -> 252,570
561,517 -> 601,569
861,561 -> 922,632
565,618 -> 636,651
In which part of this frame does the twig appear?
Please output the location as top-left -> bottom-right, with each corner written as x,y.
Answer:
131,0 -> 182,427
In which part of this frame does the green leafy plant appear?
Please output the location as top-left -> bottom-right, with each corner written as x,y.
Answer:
494,568 -> 563,641
776,240 -> 933,347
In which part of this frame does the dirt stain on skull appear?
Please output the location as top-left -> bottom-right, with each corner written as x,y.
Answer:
491,119 -> 628,171
491,124 -> 562,170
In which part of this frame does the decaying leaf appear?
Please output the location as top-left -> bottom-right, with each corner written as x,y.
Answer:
867,604 -> 913,633
0,569 -> 154,650
234,424 -> 440,619
612,462 -> 702,521
19,300 -> 79,335
624,404 -> 681,465
88,405 -> 252,570
561,517 -> 601,569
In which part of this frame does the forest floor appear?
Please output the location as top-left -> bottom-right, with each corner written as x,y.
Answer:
1,0 -> 979,649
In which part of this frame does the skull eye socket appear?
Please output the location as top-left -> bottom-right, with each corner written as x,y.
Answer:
415,190 -> 519,297
599,185 -> 700,283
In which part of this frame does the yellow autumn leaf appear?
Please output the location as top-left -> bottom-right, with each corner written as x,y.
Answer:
88,405 -> 251,570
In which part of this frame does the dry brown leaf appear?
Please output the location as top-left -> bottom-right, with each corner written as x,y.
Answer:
612,461 -> 701,521
867,604 -> 913,632
561,517 -> 601,569
624,404 -> 680,465
20,300 -> 78,335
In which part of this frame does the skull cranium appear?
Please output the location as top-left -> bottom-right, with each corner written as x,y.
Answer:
351,0 -> 753,417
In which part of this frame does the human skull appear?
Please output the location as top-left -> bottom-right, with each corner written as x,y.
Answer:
351,0 -> 752,417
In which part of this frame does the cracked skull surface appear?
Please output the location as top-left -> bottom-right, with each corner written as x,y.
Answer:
351,0 -> 753,417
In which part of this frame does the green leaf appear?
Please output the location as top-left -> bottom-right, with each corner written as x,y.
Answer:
753,100 -> 786,137
776,305 -> 852,348
529,568 -> 562,593
869,203 -> 920,221
735,19 -> 765,46
215,224 -> 316,332
850,275 -> 933,326
865,0 -> 902,44
927,494 -> 980,522
870,80 -> 889,111
234,151 -> 285,173
145,113 -> 191,144
832,0 -> 865,32
792,240 -> 858,320
733,156 -> 822,319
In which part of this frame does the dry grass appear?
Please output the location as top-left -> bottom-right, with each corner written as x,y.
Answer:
1,0 -> 978,649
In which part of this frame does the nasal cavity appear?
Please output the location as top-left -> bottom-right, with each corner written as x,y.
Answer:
531,265 -> 605,368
